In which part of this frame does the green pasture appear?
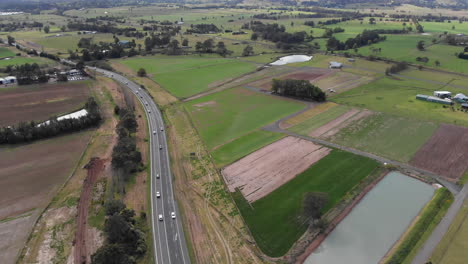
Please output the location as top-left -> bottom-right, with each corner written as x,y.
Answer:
0,56 -> 50,68
211,130 -> 284,168
288,104 -> 350,135
121,56 -> 257,98
233,150 -> 379,257
329,113 -> 438,162
331,77 -> 468,126
0,48 -> 15,59
185,87 -> 305,150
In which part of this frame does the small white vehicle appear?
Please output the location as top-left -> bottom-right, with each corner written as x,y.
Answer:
136,91 -> 139,94
125,82 -> 128,85
159,145 -> 162,150
148,110 -> 151,113
158,214 -> 163,221
153,130 -> 156,135
160,127 -> 164,131
156,173 -> 160,179
156,191 -> 161,198
171,212 -> 176,219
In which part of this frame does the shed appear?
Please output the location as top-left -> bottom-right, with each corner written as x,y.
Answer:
5,76 -> 16,84
433,91 -> 452,99
329,61 -> 343,69
462,103 -> 468,110
69,69 -> 80,76
453,93 -> 468,103
0,78 -> 5,84
118,40 -> 131,47
348,58 -> 355,62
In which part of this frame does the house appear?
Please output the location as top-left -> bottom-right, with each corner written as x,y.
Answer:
5,76 -> 16,84
118,40 -> 131,48
434,91 -> 452,99
329,61 -> 343,69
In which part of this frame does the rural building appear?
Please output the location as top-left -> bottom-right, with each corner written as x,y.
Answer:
68,69 -> 80,76
329,61 -> 343,69
416,94 -> 453,105
454,93 -> 468,103
348,58 -> 355,62
434,91 -> 452,99
118,40 -> 131,47
0,78 -> 5,84
461,103 -> 468,110
4,76 -> 17,84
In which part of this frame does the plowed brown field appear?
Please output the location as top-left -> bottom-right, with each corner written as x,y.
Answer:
410,124 -> 468,180
222,136 -> 331,202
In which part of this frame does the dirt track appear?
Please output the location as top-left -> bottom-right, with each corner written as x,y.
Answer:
222,136 -> 331,202
410,124 -> 468,180
74,158 -> 105,264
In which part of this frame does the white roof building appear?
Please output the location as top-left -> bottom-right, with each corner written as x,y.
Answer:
329,61 -> 343,69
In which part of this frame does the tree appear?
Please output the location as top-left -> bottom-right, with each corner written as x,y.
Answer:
216,41 -> 230,57
105,200 -> 126,216
182,39 -> 189,46
91,244 -> 133,264
43,25 -> 50,34
435,60 -> 441,66
302,192 -> 328,222
251,33 -> 258,41
7,35 -> 15,45
137,68 -> 146,77
202,39 -> 214,53
242,45 -> 254,56
417,40 -> 425,51
166,39 -> 180,55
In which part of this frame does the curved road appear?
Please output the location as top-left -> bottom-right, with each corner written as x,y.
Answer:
91,67 -> 191,264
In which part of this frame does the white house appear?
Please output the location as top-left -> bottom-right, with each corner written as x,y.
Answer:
329,61 -> 343,69
433,91 -> 452,99
4,76 -> 16,84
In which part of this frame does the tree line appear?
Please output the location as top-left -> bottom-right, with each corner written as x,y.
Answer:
272,79 -> 326,102
326,30 -> 386,51
243,21 -> 309,45
0,97 -> 101,144
91,200 -> 147,264
186,23 -> 221,34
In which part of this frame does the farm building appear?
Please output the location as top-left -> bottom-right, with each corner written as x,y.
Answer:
329,61 -> 343,69
434,91 -> 452,99
118,40 -> 131,47
453,93 -> 468,103
416,94 -> 453,105
462,103 -> 468,110
0,78 -> 5,84
5,76 -> 17,84
68,69 -> 80,76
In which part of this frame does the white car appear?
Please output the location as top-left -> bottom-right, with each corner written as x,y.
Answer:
125,82 -> 128,85
148,110 -> 151,113
160,127 -> 164,131
136,91 -> 139,94
171,212 -> 176,219
156,191 -> 161,198
158,214 -> 163,221
153,130 -> 156,135
156,173 -> 160,179
159,145 -> 162,150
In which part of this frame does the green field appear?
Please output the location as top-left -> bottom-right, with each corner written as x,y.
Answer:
331,77 -> 468,126
0,48 -> 15,59
0,56 -> 50,68
120,56 -> 257,98
288,104 -> 350,135
329,113 -> 437,162
233,150 -> 379,257
211,130 -> 284,168
430,199 -> 468,264
185,87 -> 305,150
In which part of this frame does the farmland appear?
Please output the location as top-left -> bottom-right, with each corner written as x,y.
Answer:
185,87 -> 305,149
0,56 -> 50,68
288,104 -> 351,135
233,150 -> 379,257
0,47 -> 15,58
119,56 -> 257,98
0,81 -> 90,127
329,113 -> 438,162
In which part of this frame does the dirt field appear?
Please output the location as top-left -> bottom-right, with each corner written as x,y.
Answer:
410,124 -> 468,180
314,71 -> 373,96
248,68 -> 331,90
222,136 -> 331,203
0,211 -> 38,264
0,82 -> 90,127
310,109 -> 373,138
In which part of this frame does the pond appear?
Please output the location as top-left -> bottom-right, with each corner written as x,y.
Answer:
270,55 -> 312,65
304,171 -> 435,264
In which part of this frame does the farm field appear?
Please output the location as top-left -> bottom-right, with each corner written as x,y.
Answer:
0,47 -> 15,58
119,56 -> 257,98
223,136 -> 331,202
410,124 -> 468,180
211,129 -> 284,168
288,104 -> 351,135
0,56 -> 50,68
233,149 -> 379,257
0,81 -> 90,127
329,112 -> 438,162
331,77 -> 468,126
281,102 -> 337,128
430,199 -> 468,264
185,87 -> 305,149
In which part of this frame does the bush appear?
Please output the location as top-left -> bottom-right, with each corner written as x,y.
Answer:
272,79 -> 326,102
137,68 -> 146,77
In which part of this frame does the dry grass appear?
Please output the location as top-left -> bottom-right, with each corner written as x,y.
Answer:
280,102 -> 337,129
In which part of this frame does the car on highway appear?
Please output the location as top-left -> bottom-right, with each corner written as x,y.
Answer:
158,214 -> 163,221
148,110 -> 151,113
156,191 -> 161,198
160,127 -> 164,131
126,82 -> 128,85
159,145 -> 162,150
136,91 -> 139,94
156,173 -> 160,179
171,212 -> 176,219
145,103 -> 148,106
153,130 -> 156,135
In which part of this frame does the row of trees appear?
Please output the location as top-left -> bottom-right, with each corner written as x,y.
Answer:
385,62 -> 409,75
272,79 -> 326,102
8,62 -> 48,85
91,200 -> 146,264
186,23 -> 221,34
326,30 -> 386,51
244,21 -> 309,44
0,97 -> 101,144
195,39 -> 232,57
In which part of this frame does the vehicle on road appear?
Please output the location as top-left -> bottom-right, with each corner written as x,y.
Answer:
160,127 -> 164,131
158,214 -> 163,221
171,212 -> 176,219
153,130 -> 156,135
156,173 -> 160,179
148,110 -> 151,113
156,191 -> 161,198
159,145 -> 162,150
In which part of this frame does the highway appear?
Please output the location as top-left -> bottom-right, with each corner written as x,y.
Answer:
91,67 -> 191,264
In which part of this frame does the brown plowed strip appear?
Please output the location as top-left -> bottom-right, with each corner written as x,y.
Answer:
74,158 -> 105,264
222,136 -> 331,202
320,110 -> 373,139
410,124 -> 468,180
309,109 -> 360,138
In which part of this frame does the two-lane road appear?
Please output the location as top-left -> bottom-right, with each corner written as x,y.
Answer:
91,67 -> 190,264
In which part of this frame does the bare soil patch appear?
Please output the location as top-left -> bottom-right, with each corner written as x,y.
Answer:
410,124 -> 468,180
193,101 -> 217,108
0,82 -> 90,127
222,136 -> 331,203
0,211 -> 38,264
310,109 -> 373,138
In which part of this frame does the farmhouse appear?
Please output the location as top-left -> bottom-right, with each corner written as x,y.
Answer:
433,91 -> 452,99
329,61 -> 343,69
416,94 -> 453,105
